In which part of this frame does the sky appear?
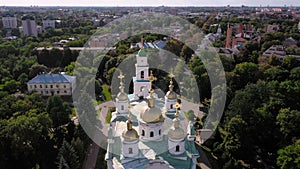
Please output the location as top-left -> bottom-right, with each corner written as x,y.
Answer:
1,0 -> 300,7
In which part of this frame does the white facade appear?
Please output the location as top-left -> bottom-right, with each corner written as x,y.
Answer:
168,137 -> 186,155
2,16 -> 17,29
22,19 -> 37,36
133,50 -> 151,99
27,74 -> 76,96
139,121 -> 164,142
116,99 -> 129,114
165,97 -> 177,112
121,139 -> 139,158
27,83 -> 73,96
43,19 -> 55,30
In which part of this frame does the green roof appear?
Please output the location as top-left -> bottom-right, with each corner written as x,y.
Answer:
138,49 -> 147,57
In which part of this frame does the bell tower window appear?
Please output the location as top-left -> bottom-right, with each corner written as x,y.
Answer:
142,130 -> 145,136
150,131 -> 154,137
129,148 -> 133,154
141,71 -> 144,79
176,145 -> 180,152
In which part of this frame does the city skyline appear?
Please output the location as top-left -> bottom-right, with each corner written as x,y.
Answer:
1,0 -> 300,7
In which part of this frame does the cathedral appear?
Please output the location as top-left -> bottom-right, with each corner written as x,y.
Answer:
105,47 -> 199,169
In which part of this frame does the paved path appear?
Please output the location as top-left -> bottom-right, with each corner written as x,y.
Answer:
95,101 -> 115,137
83,100 -> 115,169
180,98 -> 204,119
83,142 -> 100,169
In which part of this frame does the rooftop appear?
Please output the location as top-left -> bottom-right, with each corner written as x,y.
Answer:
28,74 -> 75,84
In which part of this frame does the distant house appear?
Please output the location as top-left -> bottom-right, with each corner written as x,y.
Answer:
42,16 -> 55,30
21,15 -> 38,36
218,48 -> 238,59
283,37 -> 298,48
265,24 -> 280,32
262,45 -> 286,59
27,74 -> 76,96
225,24 -> 257,49
206,24 -> 222,42
2,15 -> 17,29
131,40 -> 166,49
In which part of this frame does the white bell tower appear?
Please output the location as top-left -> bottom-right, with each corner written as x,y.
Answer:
133,38 -> 151,99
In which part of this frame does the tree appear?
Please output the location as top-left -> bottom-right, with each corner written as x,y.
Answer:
2,111 -> 52,169
11,28 -> 20,37
282,56 -> 299,70
2,79 -> 21,93
29,64 -> 47,79
65,62 -> 76,75
57,140 -> 80,169
264,66 -> 289,81
276,108 -> 300,142
180,44 -> 194,62
221,81 -> 281,167
290,67 -> 300,80
164,39 -> 182,56
236,41 -> 260,63
219,54 -> 235,72
277,142 -> 300,169
46,95 -> 71,128
233,62 -> 259,88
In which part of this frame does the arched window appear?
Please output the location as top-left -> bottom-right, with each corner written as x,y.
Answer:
170,104 -> 173,109
159,129 -> 161,135
129,147 -> 133,154
150,131 -> 154,137
142,130 -> 145,136
141,71 -> 144,79
175,145 -> 180,152
121,105 -> 124,110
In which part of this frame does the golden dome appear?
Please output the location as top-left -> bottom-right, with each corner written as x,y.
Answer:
122,128 -> 139,141
140,93 -> 163,123
168,127 -> 185,139
117,92 -> 128,101
141,107 -> 163,123
122,118 -> 139,142
166,90 -> 177,100
168,118 -> 185,139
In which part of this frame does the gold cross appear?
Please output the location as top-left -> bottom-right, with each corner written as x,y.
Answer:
174,102 -> 181,118
127,112 -> 131,120
148,70 -> 157,93
118,72 -> 125,82
148,70 -> 157,82
168,72 -> 175,84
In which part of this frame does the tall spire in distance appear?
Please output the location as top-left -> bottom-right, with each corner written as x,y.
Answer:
141,35 -> 144,49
